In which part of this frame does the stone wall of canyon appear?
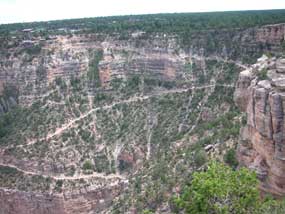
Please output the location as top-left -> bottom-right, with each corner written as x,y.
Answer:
0,22 -> 284,213
0,23 -> 284,109
235,56 -> 285,197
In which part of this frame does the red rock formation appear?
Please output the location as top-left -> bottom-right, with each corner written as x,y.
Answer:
0,181 -> 125,214
235,56 -> 285,196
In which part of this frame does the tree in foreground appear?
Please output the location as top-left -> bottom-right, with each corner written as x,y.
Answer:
174,161 -> 285,214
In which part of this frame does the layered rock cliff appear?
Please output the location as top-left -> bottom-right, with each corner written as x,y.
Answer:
0,17 -> 285,213
235,56 -> 285,197
1,23 -> 285,108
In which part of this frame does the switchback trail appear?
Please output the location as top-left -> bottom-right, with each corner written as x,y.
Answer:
18,84 -> 233,147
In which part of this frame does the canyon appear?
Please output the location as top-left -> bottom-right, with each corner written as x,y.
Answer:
0,11 -> 285,213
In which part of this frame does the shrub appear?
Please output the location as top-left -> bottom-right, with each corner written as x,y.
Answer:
0,166 -> 18,175
55,180 -> 63,192
224,148 -> 238,169
25,44 -> 42,55
241,114 -> 247,125
175,162 -> 260,214
193,149 -> 207,167
82,160 -> 93,171
257,68 -> 267,80
142,209 -> 154,214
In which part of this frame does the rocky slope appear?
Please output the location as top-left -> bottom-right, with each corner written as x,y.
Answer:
235,56 -> 285,197
0,14 -> 285,213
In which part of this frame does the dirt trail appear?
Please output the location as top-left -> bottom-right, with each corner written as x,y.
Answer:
20,84 -> 233,147
192,55 -> 249,70
0,84 -> 234,180
0,163 -> 124,180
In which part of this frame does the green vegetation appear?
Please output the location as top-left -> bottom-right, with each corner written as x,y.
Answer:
0,107 -> 24,141
94,154 -> 111,173
24,44 -> 42,55
174,162 -> 284,214
224,148 -> 238,169
2,10 -> 285,37
55,77 -> 67,90
193,149 -> 207,167
142,209 -> 154,214
1,11 -> 284,212
241,114 -> 247,126
0,10 -> 284,62
2,85 -> 19,100
55,180 -> 63,192
82,160 -> 93,171
0,165 -> 18,175
257,68 -> 268,80
88,49 -> 103,87
194,110 -> 241,147
0,165 -> 51,192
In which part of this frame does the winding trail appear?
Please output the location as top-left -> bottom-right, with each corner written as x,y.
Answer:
0,163 -> 124,181
43,85 -> 231,142
0,84 -> 234,181
192,55 -> 249,70
19,84 -> 234,148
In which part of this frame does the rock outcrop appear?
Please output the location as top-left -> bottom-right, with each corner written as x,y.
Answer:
0,181 -> 125,214
235,55 -> 285,196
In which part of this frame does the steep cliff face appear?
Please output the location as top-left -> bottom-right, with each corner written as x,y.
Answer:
235,56 -> 285,197
0,182 -> 125,214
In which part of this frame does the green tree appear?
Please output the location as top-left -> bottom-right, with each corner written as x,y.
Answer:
193,149 -> 207,167
175,162 -> 260,214
224,149 -> 238,169
142,209 -> 154,214
82,160 -> 93,171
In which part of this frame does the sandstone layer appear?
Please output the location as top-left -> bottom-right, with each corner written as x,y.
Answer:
235,56 -> 285,196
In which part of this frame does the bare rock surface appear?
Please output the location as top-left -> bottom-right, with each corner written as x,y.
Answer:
235,56 -> 285,197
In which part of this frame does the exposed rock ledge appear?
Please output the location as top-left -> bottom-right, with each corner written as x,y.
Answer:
234,55 -> 285,197
0,181 -> 126,214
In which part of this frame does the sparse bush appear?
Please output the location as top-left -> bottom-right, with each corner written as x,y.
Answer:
241,114 -> 247,125
55,180 -> 63,192
55,77 -> 67,90
224,148 -> 238,169
142,209 -> 154,214
88,49 -> 103,87
25,44 -> 42,55
193,149 -> 207,167
94,155 -> 110,173
82,160 -> 93,171
0,166 -> 18,175
257,68 -> 268,80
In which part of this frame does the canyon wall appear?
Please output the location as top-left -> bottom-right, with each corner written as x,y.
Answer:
235,56 -> 285,197
0,181 -> 125,214
0,23 -> 284,109
0,22 -> 284,213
